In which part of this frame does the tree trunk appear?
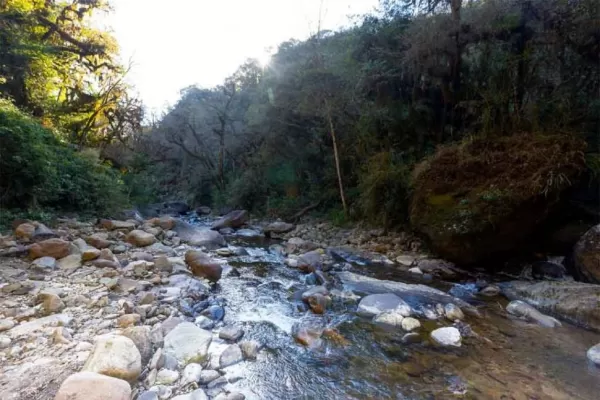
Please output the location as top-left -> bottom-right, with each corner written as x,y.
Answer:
324,99 -> 348,215
218,132 -> 225,191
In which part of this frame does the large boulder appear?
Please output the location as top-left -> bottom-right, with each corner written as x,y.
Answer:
173,220 -> 225,249
54,372 -> 131,400
409,134 -> 586,264
83,335 -> 142,381
163,322 -> 212,365
501,280 -> 600,331
211,210 -> 248,230
185,250 -> 222,282
29,238 -> 70,260
126,230 -> 157,247
573,224 -> 600,283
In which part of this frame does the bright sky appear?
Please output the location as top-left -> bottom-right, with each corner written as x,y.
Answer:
102,0 -> 378,113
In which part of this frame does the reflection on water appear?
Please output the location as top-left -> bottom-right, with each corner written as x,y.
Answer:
198,235 -> 600,399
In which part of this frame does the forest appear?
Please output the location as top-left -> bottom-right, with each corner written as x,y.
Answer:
1,0 -> 599,263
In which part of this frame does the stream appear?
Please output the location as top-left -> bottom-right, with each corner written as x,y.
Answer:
175,218 -> 600,400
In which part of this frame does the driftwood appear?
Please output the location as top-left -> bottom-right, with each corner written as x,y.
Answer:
286,200 -> 321,223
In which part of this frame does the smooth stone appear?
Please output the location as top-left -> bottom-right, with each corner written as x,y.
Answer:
54,371 -> 131,400
0,318 -> 15,332
401,317 -> 421,331
138,392 -> 159,400
7,314 -> 71,338
163,322 -> 212,365
444,303 -> 464,321
219,344 -> 243,368
431,327 -> 462,347
155,368 -> 180,385
239,340 -> 260,360
587,343 -> 600,366
83,335 -> 142,381
506,300 -> 561,328
357,293 -> 411,318
149,385 -> 172,400
31,256 -> 57,270
122,326 -> 152,364
194,315 -> 215,330
181,363 -> 203,385
198,370 -> 220,384
402,332 -> 421,344
373,311 -> 404,327
219,325 -> 244,342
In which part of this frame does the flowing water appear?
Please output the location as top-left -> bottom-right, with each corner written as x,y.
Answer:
181,221 -> 600,400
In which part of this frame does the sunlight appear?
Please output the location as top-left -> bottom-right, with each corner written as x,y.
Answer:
257,51 -> 272,68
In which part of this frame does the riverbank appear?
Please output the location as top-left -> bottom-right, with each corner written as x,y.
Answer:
1,213 -> 600,399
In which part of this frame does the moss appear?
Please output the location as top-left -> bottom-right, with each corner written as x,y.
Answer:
410,133 -> 586,264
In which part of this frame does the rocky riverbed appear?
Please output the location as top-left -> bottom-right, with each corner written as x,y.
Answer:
1,212 -> 600,399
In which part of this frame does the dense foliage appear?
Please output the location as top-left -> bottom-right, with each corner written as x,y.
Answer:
0,100 -> 126,216
125,0 -> 598,225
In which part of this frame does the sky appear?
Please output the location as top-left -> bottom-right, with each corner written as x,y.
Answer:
101,0 -> 379,113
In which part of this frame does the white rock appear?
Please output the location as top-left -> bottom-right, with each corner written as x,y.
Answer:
587,343 -> 600,366
54,371 -> 131,400
219,344 -> 243,368
181,363 -> 203,385
430,327 -> 462,347
83,335 -> 142,381
198,369 -> 220,384
408,267 -> 423,275
149,385 -> 172,400
155,368 -> 179,385
401,317 -> 421,331
373,312 -> 404,327
163,322 -> 212,366
357,293 -> 411,317
75,341 -> 93,352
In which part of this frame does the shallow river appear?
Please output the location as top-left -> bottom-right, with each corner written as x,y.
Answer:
184,223 -> 600,400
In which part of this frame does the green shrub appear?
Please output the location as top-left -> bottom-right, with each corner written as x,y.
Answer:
0,100 -> 127,215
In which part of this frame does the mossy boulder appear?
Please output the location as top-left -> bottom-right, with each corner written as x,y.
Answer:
410,134 -> 585,264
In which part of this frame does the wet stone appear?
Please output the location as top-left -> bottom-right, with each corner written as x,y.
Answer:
219,344 -> 243,368
219,325 -> 244,342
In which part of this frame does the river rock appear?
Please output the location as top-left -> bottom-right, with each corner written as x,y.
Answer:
401,317 -> 421,331
431,327 -> 462,347
37,291 -> 65,314
211,210 -> 248,230
573,224 -> 600,283
587,343 -> 600,366
291,321 -> 324,348
185,250 -> 222,282
240,340 -> 260,360
181,363 -> 203,385
500,281 -> 600,329
171,389 -> 209,400
31,256 -> 57,271
0,319 -> 15,332
83,335 -> 142,381
164,322 -> 212,365
307,293 -> 331,314
122,326 -> 152,363
219,344 -> 243,368
195,315 -> 215,330
506,300 -> 561,328
373,311 -> 404,327
155,368 -> 179,385
198,370 -> 221,384
139,392 -> 159,400
101,220 -> 136,231
174,220 -> 226,249
219,325 -> 244,342
338,271 -> 477,316
357,293 -> 411,318
297,250 -> 322,272
264,221 -> 295,236
32,222 -> 57,241
86,233 -> 112,249
29,238 -> 70,260
7,313 -> 71,337
285,237 -> 319,254
126,230 -> 157,247
444,304 -> 464,321
15,223 -> 35,240
58,254 -> 82,271
117,314 -> 141,328
54,371 -> 131,400
81,246 -> 101,262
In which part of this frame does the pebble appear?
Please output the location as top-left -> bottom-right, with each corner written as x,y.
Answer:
431,327 -> 462,347
373,311 -> 404,327
149,385 -> 173,400
401,317 -> 421,331
138,391 -> 159,400
444,303 -> 464,321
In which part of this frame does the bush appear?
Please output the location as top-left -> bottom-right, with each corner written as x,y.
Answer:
0,100 -> 127,215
